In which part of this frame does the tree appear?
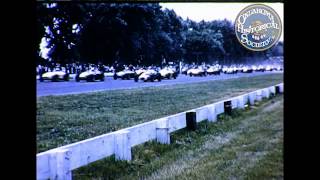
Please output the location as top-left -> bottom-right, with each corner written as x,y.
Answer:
36,3 -> 278,66
38,3 -> 85,65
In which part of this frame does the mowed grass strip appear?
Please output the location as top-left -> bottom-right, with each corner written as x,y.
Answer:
37,73 -> 283,152
72,95 -> 283,180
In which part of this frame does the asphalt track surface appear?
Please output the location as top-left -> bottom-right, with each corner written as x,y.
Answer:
37,71 -> 282,97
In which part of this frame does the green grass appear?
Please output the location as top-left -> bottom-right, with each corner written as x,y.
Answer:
37,73 -> 283,153
72,95 -> 283,180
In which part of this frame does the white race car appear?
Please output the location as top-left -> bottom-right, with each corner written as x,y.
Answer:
206,66 -> 220,75
40,69 -> 69,82
187,67 -> 206,76
104,67 -> 115,77
75,68 -> 105,82
181,66 -> 189,75
255,65 -> 265,72
114,69 -> 136,80
275,66 -> 283,71
265,65 -> 273,71
223,67 -> 236,74
241,66 -> 253,73
159,67 -> 178,79
135,69 -> 162,82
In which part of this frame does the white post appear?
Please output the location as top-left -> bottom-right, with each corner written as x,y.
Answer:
207,104 -> 217,122
156,128 -> 170,144
256,90 -> 263,101
279,83 -> 284,93
50,149 -> 72,180
249,92 -> 257,105
115,130 -> 131,161
156,118 -> 170,144
262,88 -> 270,99
269,86 -> 276,96
196,107 -> 209,122
237,96 -> 245,109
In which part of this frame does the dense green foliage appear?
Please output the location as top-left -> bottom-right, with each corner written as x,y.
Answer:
36,3 -> 283,66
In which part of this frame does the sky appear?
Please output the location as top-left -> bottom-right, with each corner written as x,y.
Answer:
160,2 -> 284,41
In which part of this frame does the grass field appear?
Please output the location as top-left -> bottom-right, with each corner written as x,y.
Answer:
72,95 -> 283,179
37,73 -> 283,153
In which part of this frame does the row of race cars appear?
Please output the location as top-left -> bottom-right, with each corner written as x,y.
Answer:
182,64 -> 283,76
39,64 -> 283,82
40,66 -> 178,82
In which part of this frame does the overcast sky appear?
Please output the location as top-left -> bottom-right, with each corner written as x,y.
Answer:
160,2 -> 283,41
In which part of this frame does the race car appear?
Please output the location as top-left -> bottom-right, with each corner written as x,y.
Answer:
135,69 -> 162,82
181,66 -> 189,75
255,65 -> 265,72
104,66 -> 115,77
241,66 -> 253,73
206,66 -> 220,75
75,68 -> 105,82
222,66 -> 237,74
265,65 -> 273,71
187,67 -> 206,76
135,68 -> 147,76
159,67 -> 178,79
274,65 -> 283,71
40,68 -> 69,82
113,69 -> 136,80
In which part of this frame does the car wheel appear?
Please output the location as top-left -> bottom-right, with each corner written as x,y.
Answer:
52,75 -> 58,82
87,75 -> 94,82
64,74 -> 69,81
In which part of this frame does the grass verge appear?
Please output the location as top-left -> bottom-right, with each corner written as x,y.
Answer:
37,73 -> 283,153
72,95 -> 283,179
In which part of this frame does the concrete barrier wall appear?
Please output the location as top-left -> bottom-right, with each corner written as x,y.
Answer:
37,153 -> 51,180
214,101 -> 225,115
167,113 -> 187,133
236,95 -> 246,109
37,83 -> 283,180
262,88 -> 270,99
269,86 -> 276,95
206,104 -> 217,122
278,83 -> 284,92
256,89 -> 263,101
195,106 -> 209,122
123,121 -> 157,147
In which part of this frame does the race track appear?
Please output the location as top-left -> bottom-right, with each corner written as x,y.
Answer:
37,71 -> 282,97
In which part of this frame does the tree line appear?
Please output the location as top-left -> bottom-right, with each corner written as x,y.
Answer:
36,3 -> 283,66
